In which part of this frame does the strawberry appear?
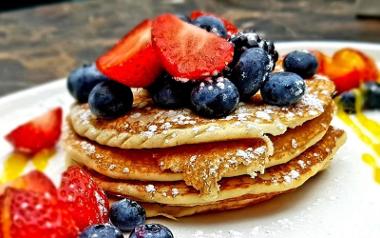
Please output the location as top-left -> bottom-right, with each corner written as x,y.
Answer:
11,170 -> 57,196
5,107 -> 62,155
152,14 -> 234,80
58,166 -> 109,230
190,10 -> 239,36
0,187 -> 78,238
96,19 -> 163,87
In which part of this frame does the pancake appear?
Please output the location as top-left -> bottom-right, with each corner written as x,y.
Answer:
69,76 -> 334,149
65,103 -> 334,195
88,127 -> 346,206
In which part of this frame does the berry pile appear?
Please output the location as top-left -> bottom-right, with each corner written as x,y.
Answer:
68,11 -> 318,119
0,167 -> 174,238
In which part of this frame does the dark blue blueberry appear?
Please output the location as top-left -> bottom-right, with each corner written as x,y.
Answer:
148,73 -> 193,109
129,224 -> 174,238
231,48 -> 270,101
339,91 -> 357,114
176,14 -> 191,22
362,82 -> 380,110
67,63 -> 108,103
79,224 -> 123,238
191,77 -> 239,118
192,15 -> 227,38
261,72 -> 306,106
110,198 -> 146,232
88,80 -> 133,119
283,50 -> 318,79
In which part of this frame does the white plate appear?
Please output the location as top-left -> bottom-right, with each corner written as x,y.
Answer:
1,41 -> 380,238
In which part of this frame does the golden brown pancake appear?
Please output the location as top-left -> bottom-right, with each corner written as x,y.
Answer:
65,103 -> 334,195
68,76 -> 334,149
87,127 -> 346,206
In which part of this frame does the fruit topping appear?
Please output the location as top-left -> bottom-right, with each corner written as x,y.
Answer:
314,48 -> 378,93
175,13 -> 191,23
11,170 -> 57,195
192,15 -> 227,38
58,166 -> 109,231
67,63 -> 108,103
261,72 -> 306,106
229,31 -> 278,69
191,77 -> 240,118
0,187 -> 78,238
88,80 -> 133,119
283,50 -> 318,79
338,91 -> 357,114
96,19 -> 162,88
129,224 -> 174,238
148,72 -> 193,109
80,224 -> 123,238
5,107 -> 62,155
151,14 -> 234,80
230,48 -> 270,101
189,10 -> 238,36
362,82 -> 380,110
110,198 -> 146,232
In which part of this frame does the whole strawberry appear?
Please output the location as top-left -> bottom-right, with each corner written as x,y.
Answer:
58,166 -> 109,230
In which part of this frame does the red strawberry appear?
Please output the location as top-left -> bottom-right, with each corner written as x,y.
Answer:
0,187 -> 78,238
96,19 -> 163,87
58,166 -> 109,230
152,14 -> 234,80
190,10 -> 239,36
11,170 -> 57,196
5,107 -> 62,155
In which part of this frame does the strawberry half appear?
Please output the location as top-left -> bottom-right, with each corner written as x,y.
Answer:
58,166 -> 109,231
5,107 -> 62,155
0,188 -> 78,238
11,170 -> 57,196
190,10 -> 239,37
96,19 -> 163,87
152,14 -> 234,80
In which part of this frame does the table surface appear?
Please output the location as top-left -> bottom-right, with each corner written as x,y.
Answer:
0,0 -> 380,97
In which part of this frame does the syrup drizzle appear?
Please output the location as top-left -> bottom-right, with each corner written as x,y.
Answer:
337,89 -> 380,184
0,149 -> 54,184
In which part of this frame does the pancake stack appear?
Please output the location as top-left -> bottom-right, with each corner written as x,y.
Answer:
64,75 -> 346,218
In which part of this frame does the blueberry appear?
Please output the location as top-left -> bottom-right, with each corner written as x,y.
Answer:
67,63 -> 108,103
231,48 -> 270,101
339,91 -> 357,114
261,72 -> 306,106
191,77 -> 239,118
192,15 -> 227,38
176,14 -> 191,22
362,82 -> 380,110
129,224 -> 174,238
283,50 -> 318,79
79,224 -> 123,238
148,72 -> 193,109
88,80 -> 133,119
110,198 -> 146,232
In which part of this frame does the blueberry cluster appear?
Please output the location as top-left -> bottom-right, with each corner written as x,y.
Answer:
79,198 -> 173,238
339,82 -> 380,114
67,63 -> 134,120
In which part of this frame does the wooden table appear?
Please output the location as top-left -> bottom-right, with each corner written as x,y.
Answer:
0,0 -> 379,96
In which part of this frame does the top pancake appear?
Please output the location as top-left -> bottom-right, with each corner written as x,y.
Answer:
69,75 -> 334,149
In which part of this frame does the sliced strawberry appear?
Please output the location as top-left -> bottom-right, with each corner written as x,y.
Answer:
0,187 -> 78,238
190,10 -> 239,36
97,19 -> 163,87
5,107 -> 62,155
11,171 -> 56,196
152,14 -> 234,80
58,166 -> 109,231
